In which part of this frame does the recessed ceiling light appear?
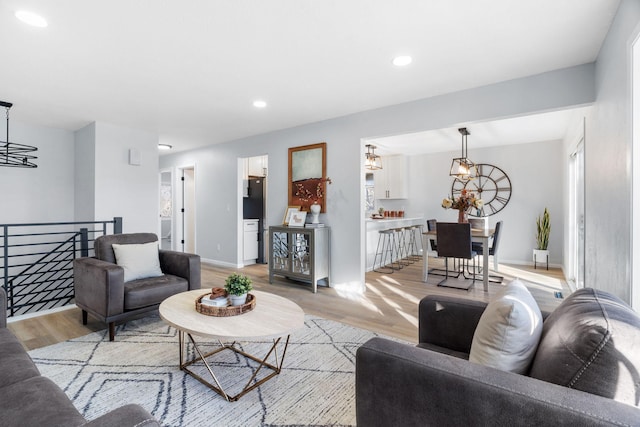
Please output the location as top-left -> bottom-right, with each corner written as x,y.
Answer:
253,100 -> 267,108
158,144 -> 172,150
392,56 -> 412,67
15,10 -> 48,28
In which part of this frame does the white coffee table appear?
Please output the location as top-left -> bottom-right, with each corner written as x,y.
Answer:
159,289 -> 305,401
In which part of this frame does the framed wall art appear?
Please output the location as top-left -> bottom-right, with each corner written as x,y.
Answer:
282,206 -> 301,225
288,142 -> 327,212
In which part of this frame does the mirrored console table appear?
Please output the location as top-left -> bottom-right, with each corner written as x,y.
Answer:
268,226 -> 330,293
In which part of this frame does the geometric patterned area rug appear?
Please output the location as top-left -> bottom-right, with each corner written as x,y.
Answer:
28,314 -> 404,427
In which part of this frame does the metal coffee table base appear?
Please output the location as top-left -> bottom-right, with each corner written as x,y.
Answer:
178,331 -> 291,402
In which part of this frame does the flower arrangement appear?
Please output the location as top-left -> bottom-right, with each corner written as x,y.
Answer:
441,189 -> 483,213
295,177 -> 332,204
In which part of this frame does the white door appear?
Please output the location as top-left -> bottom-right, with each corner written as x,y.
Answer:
180,167 -> 196,253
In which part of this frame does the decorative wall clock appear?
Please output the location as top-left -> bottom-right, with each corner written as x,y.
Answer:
451,163 -> 512,217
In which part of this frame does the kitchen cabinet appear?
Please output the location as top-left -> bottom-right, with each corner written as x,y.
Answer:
374,155 -> 409,199
269,226 -> 330,293
243,219 -> 259,264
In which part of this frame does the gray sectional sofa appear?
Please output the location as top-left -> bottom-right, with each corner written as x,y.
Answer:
356,288 -> 640,426
0,287 -> 160,427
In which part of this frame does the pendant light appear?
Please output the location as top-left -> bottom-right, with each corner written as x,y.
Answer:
0,101 -> 37,168
449,127 -> 476,181
365,144 -> 382,170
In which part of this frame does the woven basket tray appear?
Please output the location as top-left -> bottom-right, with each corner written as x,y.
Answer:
195,292 -> 256,317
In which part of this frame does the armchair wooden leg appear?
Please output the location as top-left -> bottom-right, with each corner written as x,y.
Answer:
109,322 -> 115,341
82,310 -> 88,325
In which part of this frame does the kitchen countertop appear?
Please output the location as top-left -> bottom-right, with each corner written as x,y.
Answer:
365,216 -> 423,223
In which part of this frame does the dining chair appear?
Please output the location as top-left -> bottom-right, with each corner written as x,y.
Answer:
426,219 -> 457,277
471,220 -> 503,283
435,222 -> 477,290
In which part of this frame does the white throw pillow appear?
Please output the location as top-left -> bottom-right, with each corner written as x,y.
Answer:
469,279 -> 543,374
112,242 -> 163,282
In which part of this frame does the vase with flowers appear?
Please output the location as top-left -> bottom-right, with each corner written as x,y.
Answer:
441,189 -> 483,223
294,177 -> 332,223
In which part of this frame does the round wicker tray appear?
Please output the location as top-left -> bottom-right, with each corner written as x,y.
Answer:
195,292 -> 256,317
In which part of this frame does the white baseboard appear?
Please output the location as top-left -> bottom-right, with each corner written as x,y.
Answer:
201,258 -> 242,268
8,303 -> 77,323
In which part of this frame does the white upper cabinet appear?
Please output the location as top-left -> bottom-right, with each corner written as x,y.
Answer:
373,155 -> 408,199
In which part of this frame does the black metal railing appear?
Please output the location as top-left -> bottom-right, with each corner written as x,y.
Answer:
1,217 -> 122,317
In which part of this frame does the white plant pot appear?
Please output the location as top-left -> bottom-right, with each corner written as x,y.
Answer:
532,249 -> 549,261
229,293 -> 247,306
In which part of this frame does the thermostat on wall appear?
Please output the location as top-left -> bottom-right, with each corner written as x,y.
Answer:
129,148 -> 141,166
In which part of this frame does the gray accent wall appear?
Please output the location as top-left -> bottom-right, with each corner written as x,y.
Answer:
587,0 -> 640,304
161,64 -> 595,291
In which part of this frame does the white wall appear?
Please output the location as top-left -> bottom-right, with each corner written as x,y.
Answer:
0,121 -> 75,224
74,123 -> 95,222
93,122 -> 159,233
393,140 -> 565,266
586,0 -> 640,303
161,64 -> 595,290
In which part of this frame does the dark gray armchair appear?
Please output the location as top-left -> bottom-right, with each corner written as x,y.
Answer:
73,233 -> 200,340
356,291 -> 640,426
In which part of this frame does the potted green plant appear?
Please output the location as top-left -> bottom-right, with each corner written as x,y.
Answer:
533,208 -> 550,269
225,273 -> 253,306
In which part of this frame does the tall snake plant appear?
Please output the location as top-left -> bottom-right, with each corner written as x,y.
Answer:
536,208 -> 550,250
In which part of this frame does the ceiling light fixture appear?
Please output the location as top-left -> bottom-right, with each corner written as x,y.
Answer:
15,10 -> 48,28
392,55 -> 412,67
158,144 -> 172,150
0,101 -> 38,168
253,100 -> 267,108
365,144 -> 382,170
449,127 -> 476,181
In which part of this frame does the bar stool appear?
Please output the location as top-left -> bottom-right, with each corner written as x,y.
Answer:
373,229 -> 397,273
394,228 -> 411,267
406,225 -> 422,261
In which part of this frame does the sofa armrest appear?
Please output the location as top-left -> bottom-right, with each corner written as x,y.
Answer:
418,295 -> 488,353
82,404 -> 160,427
73,258 -> 125,318
356,337 -> 639,427
159,250 -> 201,290
0,287 -> 6,328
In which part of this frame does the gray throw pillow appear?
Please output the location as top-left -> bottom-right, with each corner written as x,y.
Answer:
528,288 -> 640,407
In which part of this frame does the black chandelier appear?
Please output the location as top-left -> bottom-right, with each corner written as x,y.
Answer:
449,127 -> 476,181
1,101 -> 37,168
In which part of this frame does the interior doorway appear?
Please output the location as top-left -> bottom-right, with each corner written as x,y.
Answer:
159,169 -> 173,250
241,155 -> 268,265
179,166 -> 196,253
569,136 -> 585,290
632,33 -> 640,310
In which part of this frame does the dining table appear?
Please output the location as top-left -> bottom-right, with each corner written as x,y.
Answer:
422,227 -> 495,291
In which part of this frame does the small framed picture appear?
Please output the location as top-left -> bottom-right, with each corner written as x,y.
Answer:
288,211 -> 307,227
283,206 -> 301,225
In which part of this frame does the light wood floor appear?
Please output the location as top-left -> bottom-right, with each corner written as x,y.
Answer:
8,257 -> 569,351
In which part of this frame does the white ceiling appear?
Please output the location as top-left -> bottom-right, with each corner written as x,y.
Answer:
367,107 -> 592,156
0,0 -> 619,154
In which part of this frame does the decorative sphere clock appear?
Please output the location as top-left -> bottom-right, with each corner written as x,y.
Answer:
451,163 -> 512,217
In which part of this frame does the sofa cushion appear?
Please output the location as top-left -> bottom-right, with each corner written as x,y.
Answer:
112,241 -> 163,282
0,328 -> 41,389
0,376 -> 86,427
124,274 -> 188,310
529,288 -> 640,407
469,279 -> 543,374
